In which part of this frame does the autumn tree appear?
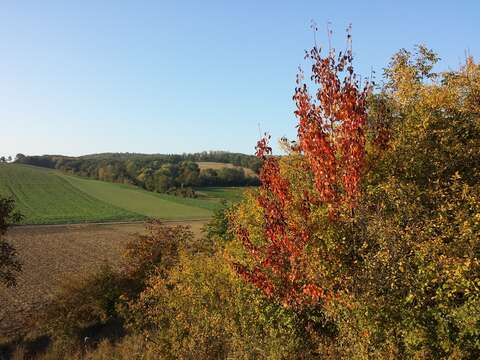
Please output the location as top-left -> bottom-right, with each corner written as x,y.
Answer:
229,38 -> 479,357
230,29 -> 371,310
122,220 -> 193,281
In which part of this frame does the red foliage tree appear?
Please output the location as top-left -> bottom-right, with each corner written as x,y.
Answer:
233,31 -> 370,307
295,32 -> 369,211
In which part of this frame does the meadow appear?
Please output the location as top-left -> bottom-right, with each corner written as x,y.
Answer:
0,164 -> 142,224
62,174 -> 214,220
195,186 -> 246,202
0,164 -> 242,224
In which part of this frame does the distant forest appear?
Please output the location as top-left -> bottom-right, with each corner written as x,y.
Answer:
15,151 -> 261,196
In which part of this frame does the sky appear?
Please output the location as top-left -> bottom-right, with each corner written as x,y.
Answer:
0,0 -> 478,157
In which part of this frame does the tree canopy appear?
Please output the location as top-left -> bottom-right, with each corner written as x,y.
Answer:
15,152 -> 260,194
228,43 -> 480,357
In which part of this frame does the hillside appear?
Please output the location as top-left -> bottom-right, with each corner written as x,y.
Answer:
196,161 -> 257,177
0,164 -> 232,224
15,152 -> 260,192
0,164 -> 141,224
62,174 -> 214,220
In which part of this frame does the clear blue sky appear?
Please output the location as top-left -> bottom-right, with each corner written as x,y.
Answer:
1,0 -> 478,157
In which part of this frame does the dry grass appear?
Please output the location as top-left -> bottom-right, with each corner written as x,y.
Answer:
0,221 -> 207,341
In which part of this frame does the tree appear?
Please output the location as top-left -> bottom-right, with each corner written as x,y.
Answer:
15,153 -> 26,162
198,168 -> 218,186
140,168 -> 156,191
153,172 -> 170,193
229,40 -> 480,357
122,220 -> 194,284
0,197 -> 22,287
231,31 -> 371,307
177,161 -> 200,187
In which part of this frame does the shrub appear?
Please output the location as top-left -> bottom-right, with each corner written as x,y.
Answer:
122,220 -> 194,285
40,265 -> 129,340
127,249 -> 318,359
228,44 -> 480,358
0,196 -> 22,287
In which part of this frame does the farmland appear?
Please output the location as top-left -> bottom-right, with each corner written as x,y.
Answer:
195,186 -> 247,203
0,164 -> 227,344
0,164 -> 248,341
0,221 -> 208,340
62,174 -> 214,220
0,164 -> 142,224
0,164 -> 242,225
0,163 -> 253,351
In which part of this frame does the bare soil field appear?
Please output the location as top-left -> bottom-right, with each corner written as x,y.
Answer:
0,220 -> 207,340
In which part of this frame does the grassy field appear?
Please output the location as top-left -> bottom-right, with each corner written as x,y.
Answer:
63,175 -> 214,220
0,164 -> 242,224
0,164 -> 142,224
195,187 -> 248,203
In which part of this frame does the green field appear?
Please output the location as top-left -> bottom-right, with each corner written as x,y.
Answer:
62,175 -> 214,220
0,164 -> 242,224
195,187 -> 248,203
0,164 -> 142,224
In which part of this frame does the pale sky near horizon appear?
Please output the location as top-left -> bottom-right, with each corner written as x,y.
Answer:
1,0 -> 478,157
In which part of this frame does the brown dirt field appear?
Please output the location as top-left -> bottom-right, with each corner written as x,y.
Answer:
0,220 -> 207,340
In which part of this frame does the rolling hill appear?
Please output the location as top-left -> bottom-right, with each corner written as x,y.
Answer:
195,161 -> 258,177
0,164 -> 239,224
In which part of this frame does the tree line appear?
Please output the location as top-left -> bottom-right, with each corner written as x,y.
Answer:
0,156 -> 12,163
14,152 -> 260,195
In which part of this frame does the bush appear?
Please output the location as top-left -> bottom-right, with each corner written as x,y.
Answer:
39,265 -> 129,340
122,220 -> 194,285
126,250 -> 317,359
0,196 -> 22,287
228,46 -> 480,358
